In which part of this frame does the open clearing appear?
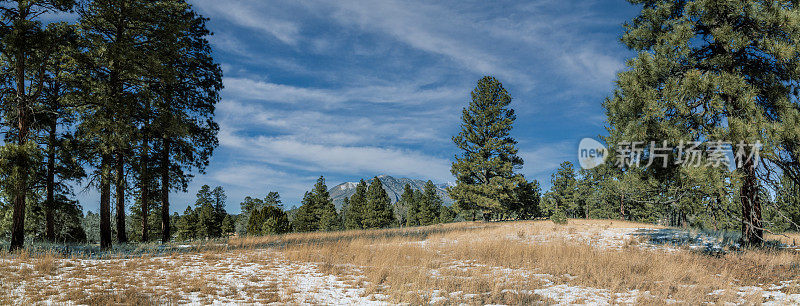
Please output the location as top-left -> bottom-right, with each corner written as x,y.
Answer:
2,219 -> 800,304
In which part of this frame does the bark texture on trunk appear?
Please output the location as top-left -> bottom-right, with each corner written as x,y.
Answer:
115,151 -> 127,243
45,120 -> 57,241
100,154 -> 113,250
740,158 -> 763,246
160,139 -> 170,243
9,3 -> 31,252
140,140 -> 150,242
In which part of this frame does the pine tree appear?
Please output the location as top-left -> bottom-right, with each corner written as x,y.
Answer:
246,208 -> 264,235
76,0 -> 159,249
260,205 -> 290,235
36,22 -> 86,243
395,183 -> 414,227
449,76 -> 524,221
264,191 -> 282,209
148,0 -> 222,243
194,185 -> 219,238
549,162 -> 577,218
418,181 -> 443,226
604,0 -> 800,245
439,206 -> 456,224
312,176 -> 340,231
211,186 -> 227,235
177,205 -> 197,240
408,189 -> 423,226
344,180 -> 368,230
292,192 -> 318,232
512,179 -> 541,220
1,0 -> 75,251
363,177 -> 394,229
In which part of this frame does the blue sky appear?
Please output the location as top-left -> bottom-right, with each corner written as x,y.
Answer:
77,0 -> 641,214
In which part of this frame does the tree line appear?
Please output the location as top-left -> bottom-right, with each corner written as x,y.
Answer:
0,0 -> 222,251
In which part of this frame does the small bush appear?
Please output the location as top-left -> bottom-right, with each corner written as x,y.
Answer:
550,209 -> 567,225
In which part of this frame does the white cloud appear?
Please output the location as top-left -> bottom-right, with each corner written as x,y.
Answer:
223,77 -> 464,107
314,0 -> 526,83
193,0 -> 300,45
219,130 -> 453,182
217,100 -> 453,146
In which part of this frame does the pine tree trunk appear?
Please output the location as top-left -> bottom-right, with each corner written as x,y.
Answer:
100,154 -> 113,250
160,139 -> 170,243
115,151 -> 127,243
10,9 -> 30,250
140,139 -> 150,242
740,158 -> 763,246
45,120 -> 57,241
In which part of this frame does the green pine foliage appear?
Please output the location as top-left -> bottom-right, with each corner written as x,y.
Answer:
605,0 -> 800,245
394,184 -> 414,227
449,76 -> 525,220
343,180 -> 368,230
292,176 -> 340,232
362,177 -> 394,229
417,181 -> 443,226
511,179 -> 541,220
549,162 -> 578,218
247,205 -> 290,235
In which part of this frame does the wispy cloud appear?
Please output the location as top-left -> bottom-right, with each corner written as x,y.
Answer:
193,0 -> 301,45
223,77 -> 464,107
219,128 -> 453,182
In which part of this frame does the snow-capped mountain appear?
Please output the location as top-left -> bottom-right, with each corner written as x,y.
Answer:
328,175 -> 454,210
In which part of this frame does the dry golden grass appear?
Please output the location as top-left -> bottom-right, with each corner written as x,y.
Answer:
264,219 -> 799,304
2,219 -> 799,304
766,232 -> 800,246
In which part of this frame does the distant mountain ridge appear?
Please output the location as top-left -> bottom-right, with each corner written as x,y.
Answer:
328,175 -> 454,210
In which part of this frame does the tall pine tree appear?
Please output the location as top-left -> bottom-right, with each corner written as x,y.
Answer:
449,76 -> 524,221
363,177 -> 394,229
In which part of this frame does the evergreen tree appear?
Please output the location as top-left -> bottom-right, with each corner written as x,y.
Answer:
418,181 -> 443,226
363,177 -> 394,229
264,191 -> 282,209
194,185 -> 219,238
211,186 -> 227,234
604,0 -> 800,245
344,180 -> 367,230
292,192 -> 318,232
260,205 -> 290,235
292,177 -> 337,232
246,208 -> 264,235
439,206 -> 456,224
768,175 -> 800,233
177,205 -> 197,240
512,179 -> 541,220
312,176 -> 340,231
340,197 -> 351,228
549,162 -> 578,218
395,183 -> 414,227
236,196 -> 263,235
449,76 -> 524,221
408,189 -> 423,226
35,22 -> 86,242
1,0 -> 75,251
76,0 -> 158,250
149,0 -> 222,243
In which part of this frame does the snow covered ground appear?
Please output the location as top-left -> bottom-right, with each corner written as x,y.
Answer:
2,221 -> 799,305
